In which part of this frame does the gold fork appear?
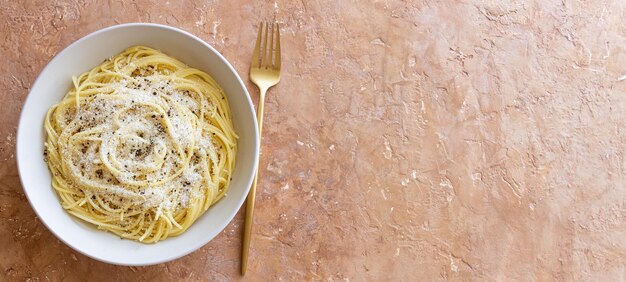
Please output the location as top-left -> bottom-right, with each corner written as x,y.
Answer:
241,21 -> 281,275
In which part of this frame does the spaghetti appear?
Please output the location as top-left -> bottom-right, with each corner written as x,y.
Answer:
43,46 -> 237,243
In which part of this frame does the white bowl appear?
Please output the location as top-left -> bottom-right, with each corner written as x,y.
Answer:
16,23 -> 259,266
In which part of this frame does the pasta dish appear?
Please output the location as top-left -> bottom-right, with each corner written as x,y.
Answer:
43,46 -> 237,243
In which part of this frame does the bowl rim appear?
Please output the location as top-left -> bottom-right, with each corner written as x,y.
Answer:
16,22 -> 259,265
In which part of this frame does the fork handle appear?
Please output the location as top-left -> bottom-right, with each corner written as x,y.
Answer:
241,86 -> 267,275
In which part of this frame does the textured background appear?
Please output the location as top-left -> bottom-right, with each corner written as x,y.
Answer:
1,0 -> 626,281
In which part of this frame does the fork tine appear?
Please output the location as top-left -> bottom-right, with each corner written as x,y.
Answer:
261,22 -> 270,68
268,23 -> 275,69
251,22 -> 263,69
274,23 -> 281,70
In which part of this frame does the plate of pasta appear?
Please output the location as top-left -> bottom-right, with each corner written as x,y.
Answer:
17,23 -> 259,265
